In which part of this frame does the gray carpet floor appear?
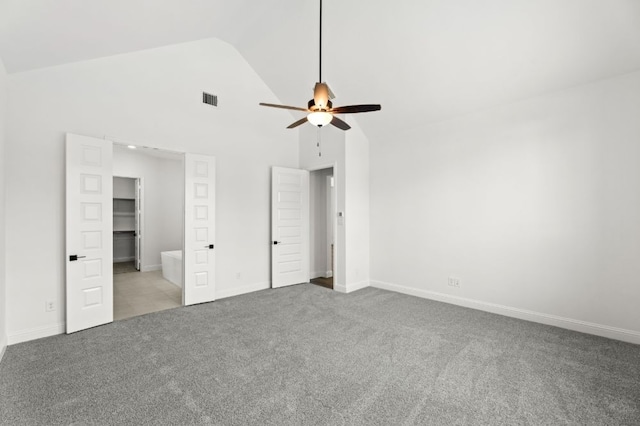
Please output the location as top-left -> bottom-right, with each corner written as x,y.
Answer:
1,284 -> 639,425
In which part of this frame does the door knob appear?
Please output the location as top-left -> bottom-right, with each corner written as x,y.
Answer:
69,255 -> 86,261
204,244 -> 214,249
273,241 -> 281,245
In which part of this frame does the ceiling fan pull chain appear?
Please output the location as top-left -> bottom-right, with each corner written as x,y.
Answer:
317,127 -> 322,157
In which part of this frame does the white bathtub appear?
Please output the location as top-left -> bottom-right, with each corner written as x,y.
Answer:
161,250 -> 183,287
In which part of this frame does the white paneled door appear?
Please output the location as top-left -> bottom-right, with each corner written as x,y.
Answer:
271,167 -> 310,288
184,153 -> 216,305
135,179 -> 141,271
65,133 -> 114,333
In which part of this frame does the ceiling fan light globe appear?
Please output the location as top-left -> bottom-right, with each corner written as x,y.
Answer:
307,111 -> 333,127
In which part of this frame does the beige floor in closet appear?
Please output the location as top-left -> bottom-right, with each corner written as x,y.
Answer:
114,268 -> 182,321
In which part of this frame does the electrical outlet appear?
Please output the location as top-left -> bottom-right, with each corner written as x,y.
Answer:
447,277 -> 460,288
45,300 -> 56,312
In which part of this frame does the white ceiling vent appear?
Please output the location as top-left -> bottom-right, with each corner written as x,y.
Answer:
202,92 -> 218,107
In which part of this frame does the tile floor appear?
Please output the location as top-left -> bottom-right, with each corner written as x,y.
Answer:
114,270 -> 182,321
113,260 -> 137,274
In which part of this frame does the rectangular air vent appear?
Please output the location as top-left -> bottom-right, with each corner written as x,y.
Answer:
202,92 -> 218,107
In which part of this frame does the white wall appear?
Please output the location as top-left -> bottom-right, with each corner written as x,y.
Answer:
113,147 -> 183,270
344,121 -> 371,291
5,38 -> 298,343
299,120 -> 371,293
370,71 -> 640,343
0,58 -> 7,359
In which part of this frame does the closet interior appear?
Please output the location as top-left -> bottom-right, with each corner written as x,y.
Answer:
113,176 -> 139,272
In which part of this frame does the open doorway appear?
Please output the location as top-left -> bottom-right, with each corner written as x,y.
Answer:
112,145 -> 184,321
66,133 -> 217,333
310,167 -> 335,289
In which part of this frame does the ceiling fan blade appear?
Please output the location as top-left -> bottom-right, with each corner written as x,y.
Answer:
330,116 -> 351,130
330,104 -> 382,114
287,117 -> 309,129
259,103 -> 309,112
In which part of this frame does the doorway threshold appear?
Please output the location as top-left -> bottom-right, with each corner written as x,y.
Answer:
310,277 -> 333,290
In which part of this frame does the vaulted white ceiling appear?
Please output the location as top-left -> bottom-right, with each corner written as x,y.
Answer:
2,0 -> 640,138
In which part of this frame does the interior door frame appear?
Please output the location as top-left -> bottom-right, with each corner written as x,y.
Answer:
307,162 -> 338,288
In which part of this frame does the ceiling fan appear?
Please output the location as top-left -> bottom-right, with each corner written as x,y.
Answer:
259,0 -> 381,131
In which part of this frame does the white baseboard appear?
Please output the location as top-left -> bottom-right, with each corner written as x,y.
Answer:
0,334 -> 7,363
5,282 -> 268,346
334,280 -> 370,294
370,280 -> 640,345
5,281 -> 269,346
141,264 -> 161,272
325,270 -> 333,278
216,281 -> 270,300
8,322 -> 65,345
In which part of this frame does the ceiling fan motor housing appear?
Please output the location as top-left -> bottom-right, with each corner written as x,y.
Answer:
308,98 -> 332,111
312,82 -> 331,109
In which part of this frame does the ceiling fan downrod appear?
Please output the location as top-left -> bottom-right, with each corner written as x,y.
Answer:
319,0 -> 323,84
